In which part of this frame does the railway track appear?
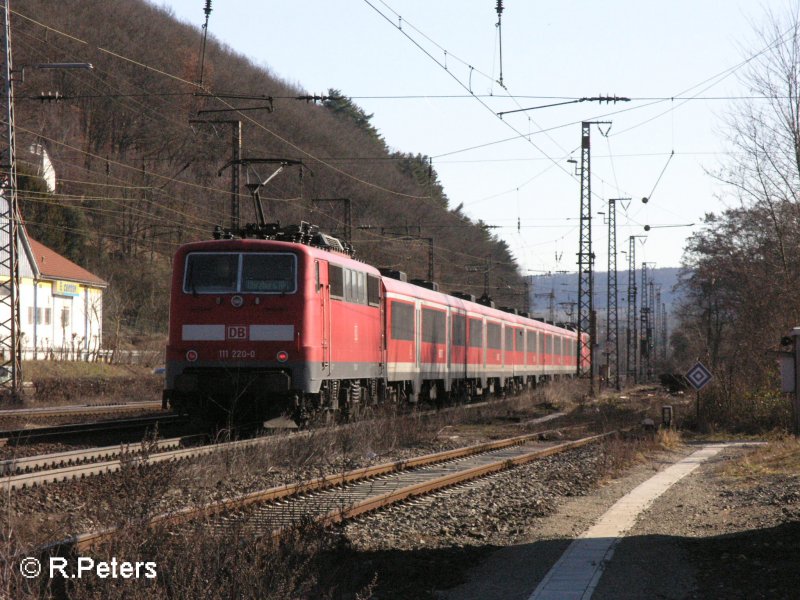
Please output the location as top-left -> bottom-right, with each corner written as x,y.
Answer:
0,414 -> 184,446
0,432 -> 294,489
1,408 -> 575,492
59,426 -> 613,552
0,400 -> 163,419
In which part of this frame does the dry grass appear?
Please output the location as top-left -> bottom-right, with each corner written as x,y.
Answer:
655,427 -> 683,449
0,380 -> 634,598
22,361 -> 153,380
719,436 -> 800,479
6,361 -> 162,408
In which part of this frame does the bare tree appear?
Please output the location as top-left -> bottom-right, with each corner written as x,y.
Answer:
674,5 -> 800,428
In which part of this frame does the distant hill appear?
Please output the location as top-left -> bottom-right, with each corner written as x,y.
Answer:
10,0 -> 528,338
525,268 -> 684,324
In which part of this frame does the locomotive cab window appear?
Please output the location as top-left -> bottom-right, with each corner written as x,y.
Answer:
241,254 -> 295,292
184,253 -> 238,293
329,265 -> 344,299
367,275 -> 380,307
184,252 -> 297,294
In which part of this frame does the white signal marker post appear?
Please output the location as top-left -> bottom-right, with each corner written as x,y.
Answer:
686,361 -> 713,424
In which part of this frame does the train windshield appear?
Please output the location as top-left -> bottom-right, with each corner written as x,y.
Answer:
183,252 -> 296,294
241,254 -> 295,292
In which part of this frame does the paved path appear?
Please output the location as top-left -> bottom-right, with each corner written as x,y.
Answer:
528,443 -> 750,600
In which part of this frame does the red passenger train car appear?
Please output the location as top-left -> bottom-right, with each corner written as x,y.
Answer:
163,223 -> 588,424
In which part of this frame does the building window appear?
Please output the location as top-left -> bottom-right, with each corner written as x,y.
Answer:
61,308 -> 70,328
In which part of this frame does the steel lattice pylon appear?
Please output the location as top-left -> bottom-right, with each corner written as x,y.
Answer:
0,0 -> 21,397
606,199 -> 619,390
639,262 -> 650,382
626,236 -> 638,385
576,122 -> 593,384
647,280 -> 655,381
660,300 -> 667,363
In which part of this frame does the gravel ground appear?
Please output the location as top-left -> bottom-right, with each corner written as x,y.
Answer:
336,441 -> 800,600
3,410 -> 578,547
340,438 -> 665,599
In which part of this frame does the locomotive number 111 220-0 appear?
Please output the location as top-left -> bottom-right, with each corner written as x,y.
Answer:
218,349 -> 257,359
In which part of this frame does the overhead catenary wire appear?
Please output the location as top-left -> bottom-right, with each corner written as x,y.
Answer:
11,8 -> 435,202
0,5 -> 558,288
10,1 -> 780,282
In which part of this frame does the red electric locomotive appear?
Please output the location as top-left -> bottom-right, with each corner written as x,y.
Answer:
163,222 -> 587,424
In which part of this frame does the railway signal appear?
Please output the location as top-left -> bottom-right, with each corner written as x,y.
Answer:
686,361 -> 713,425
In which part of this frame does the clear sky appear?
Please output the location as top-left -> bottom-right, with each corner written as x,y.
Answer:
155,0 -> 781,275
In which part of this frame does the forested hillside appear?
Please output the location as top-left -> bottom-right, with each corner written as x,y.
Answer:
10,0 -> 525,345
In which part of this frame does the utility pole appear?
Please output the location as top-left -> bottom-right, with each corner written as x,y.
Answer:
576,121 -> 610,392
198,0 -> 213,88
312,198 -> 352,243
1,8 -> 92,397
494,0 -> 505,88
534,291 -> 556,323
560,301 -> 577,324
359,225 -> 434,281
0,0 -> 21,397
217,157 -> 303,230
189,119 -> 242,230
523,277 -> 531,313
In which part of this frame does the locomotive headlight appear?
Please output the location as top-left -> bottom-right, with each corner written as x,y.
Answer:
276,351 -> 289,363
186,350 -> 198,362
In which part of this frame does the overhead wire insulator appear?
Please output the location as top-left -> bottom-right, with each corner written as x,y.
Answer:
198,0 -> 213,87
495,0 -> 505,88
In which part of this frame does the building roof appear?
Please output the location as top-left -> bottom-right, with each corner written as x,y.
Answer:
27,238 -> 107,287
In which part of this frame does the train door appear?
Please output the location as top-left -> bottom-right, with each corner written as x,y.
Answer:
379,280 -> 387,372
317,260 -> 331,376
415,304 -> 421,368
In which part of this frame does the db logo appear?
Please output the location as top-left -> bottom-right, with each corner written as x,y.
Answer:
227,325 -> 248,340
